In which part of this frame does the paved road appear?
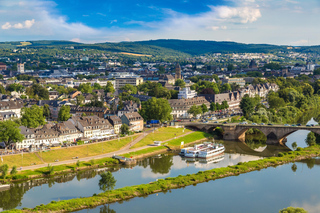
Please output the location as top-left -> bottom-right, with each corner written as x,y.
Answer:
20,130 -> 194,171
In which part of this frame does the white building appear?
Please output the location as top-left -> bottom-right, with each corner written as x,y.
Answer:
178,87 -> 197,99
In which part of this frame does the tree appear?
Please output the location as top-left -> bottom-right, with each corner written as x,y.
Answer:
99,171 -> 116,194
26,84 -> 49,100
10,165 -> 17,175
43,104 -> 51,119
0,120 -> 24,148
201,104 -> 208,114
105,81 -> 115,94
187,105 -> 202,118
93,83 -> 102,90
227,64 -> 234,71
6,83 -> 24,93
291,164 -> 297,173
221,83 -> 232,93
120,124 -> 129,135
279,207 -> 307,213
139,97 -> 172,122
306,132 -> 316,146
175,79 -> 186,87
210,102 -> 216,111
0,164 -> 9,179
292,142 -> 297,151
120,84 -> 137,94
76,94 -> 85,106
240,94 -> 255,117
78,83 -> 93,94
158,66 -> 165,74
221,100 -> 229,109
58,105 -> 71,121
302,83 -> 314,97
21,105 -> 46,128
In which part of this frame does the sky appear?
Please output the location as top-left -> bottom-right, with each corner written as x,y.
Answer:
0,0 -> 320,45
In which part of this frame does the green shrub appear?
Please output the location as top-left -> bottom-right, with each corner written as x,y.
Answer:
278,152 -> 284,157
296,147 -> 302,151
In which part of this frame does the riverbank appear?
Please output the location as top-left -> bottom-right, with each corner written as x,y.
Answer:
4,145 -> 320,213
0,131 -> 209,184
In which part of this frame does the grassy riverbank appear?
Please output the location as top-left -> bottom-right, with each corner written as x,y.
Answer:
0,136 -> 138,168
131,127 -> 191,149
5,146 -> 320,213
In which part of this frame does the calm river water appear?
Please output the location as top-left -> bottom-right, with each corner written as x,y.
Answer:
0,119 -> 318,212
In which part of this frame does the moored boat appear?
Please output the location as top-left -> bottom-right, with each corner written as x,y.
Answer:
197,144 -> 225,159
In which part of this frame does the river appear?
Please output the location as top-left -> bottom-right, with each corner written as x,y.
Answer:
0,119 -> 318,212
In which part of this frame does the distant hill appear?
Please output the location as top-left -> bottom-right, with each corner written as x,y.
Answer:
0,39 -> 320,56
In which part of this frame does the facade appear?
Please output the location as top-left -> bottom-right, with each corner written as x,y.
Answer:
0,62 -> 6,71
121,112 -> 144,132
117,101 -> 140,117
49,91 -> 59,100
17,63 -> 25,74
0,111 -> 18,121
199,92 -> 242,109
115,77 -> 143,90
70,115 -> 116,140
240,83 -> 279,99
0,100 -> 24,118
222,77 -> 246,87
107,115 -> 122,134
168,97 -> 210,118
70,106 -> 108,118
178,87 -> 197,99
54,121 -> 83,143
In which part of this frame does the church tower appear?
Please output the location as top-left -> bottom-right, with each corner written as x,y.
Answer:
175,63 -> 181,80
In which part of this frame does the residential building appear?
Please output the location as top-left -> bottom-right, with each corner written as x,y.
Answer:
121,112 -> 144,132
16,126 -> 36,149
0,100 -> 24,118
117,101 -> 140,117
0,111 -> 18,121
49,91 -> 59,100
178,87 -> 197,99
70,106 -> 108,118
0,62 -> 6,71
54,121 -> 83,143
168,97 -> 210,118
70,115 -> 116,140
107,115 -> 122,134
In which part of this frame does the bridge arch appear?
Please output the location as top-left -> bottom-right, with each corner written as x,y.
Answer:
236,127 -> 269,143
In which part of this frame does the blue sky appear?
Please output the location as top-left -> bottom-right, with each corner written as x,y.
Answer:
1,0 -> 320,45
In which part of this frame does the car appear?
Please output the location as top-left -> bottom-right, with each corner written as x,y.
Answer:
311,124 -> 315,127
284,124 -> 290,126
214,121 -> 219,123
223,121 -> 228,124
252,123 -> 257,125
268,123 -> 273,126
296,123 -> 301,126
306,124 -> 311,127
291,124 -> 297,127
259,123 -> 265,125
146,125 -> 151,128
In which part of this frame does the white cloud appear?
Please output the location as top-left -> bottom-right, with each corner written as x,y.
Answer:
1,22 -> 11,30
213,6 -> 262,23
2,19 -> 35,30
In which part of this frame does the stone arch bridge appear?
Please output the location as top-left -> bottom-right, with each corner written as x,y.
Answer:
181,122 -> 320,145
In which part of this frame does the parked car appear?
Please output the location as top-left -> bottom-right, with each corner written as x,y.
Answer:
284,124 -> 290,126
296,123 -> 301,126
268,123 -> 273,126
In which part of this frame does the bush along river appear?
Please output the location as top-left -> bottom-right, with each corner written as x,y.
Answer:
0,118 -> 318,212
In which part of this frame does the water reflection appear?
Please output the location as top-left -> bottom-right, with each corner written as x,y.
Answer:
0,141 -> 298,211
99,205 -> 116,213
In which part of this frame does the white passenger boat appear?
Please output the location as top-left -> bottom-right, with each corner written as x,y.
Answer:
180,142 -> 215,158
197,144 -> 225,159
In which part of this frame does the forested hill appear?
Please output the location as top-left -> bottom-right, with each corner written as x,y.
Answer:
0,39 -> 320,56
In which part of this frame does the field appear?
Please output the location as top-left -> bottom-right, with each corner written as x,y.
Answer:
119,52 -> 152,57
130,127 -> 191,149
1,136 -> 137,168
17,42 -> 32,47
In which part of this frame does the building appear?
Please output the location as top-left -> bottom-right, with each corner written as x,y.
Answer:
117,101 -> 140,117
16,126 -> 36,150
70,106 -> 108,118
0,111 -> 18,121
221,77 -> 246,87
107,115 -> 122,134
0,62 -> 7,71
115,77 -> 143,90
178,87 -> 197,99
70,115 -> 116,140
168,97 -> 210,118
0,100 -> 24,118
54,121 -> 83,143
121,112 -> 144,132
249,60 -> 258,69
49,91 -> 59,100
199,92 -> 242,109
17,63 -> 24,74
175,63 -> 182,81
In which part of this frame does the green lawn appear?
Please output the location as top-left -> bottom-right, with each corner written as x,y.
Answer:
131,127 -> 191,149
1,136 -> 137,168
